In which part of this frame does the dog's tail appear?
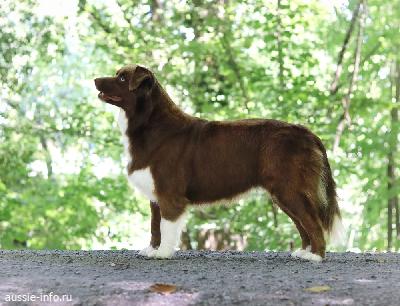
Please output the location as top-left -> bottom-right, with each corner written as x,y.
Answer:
314,139 -> 345,246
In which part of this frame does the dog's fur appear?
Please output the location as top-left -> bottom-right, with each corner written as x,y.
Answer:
94,65 -> 343,261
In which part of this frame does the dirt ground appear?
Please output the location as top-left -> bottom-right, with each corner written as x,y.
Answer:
0,250 -> 399,306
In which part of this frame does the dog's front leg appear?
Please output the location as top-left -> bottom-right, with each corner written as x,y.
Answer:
150,201 -> 162,248
146,202 -> 187,259
138,201 -> 161,256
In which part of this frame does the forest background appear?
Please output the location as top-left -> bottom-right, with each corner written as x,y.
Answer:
0,0 -> 399,252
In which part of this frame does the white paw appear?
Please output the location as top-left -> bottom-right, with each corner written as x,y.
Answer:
298,250 -> 323,262
147,246 -> 175,259
291,249 -> 306,258
138,245 -> 155,256
291,245 -> 311,258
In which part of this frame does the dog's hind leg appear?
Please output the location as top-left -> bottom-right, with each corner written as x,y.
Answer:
289,218 -> 312,258
271,196 -> 311,257
272,192 -> 326,261
292,219 -> 311,251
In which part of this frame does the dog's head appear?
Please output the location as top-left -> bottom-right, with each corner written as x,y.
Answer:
94,64 -> 155,110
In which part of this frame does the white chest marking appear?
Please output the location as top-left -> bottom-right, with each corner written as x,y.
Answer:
128,168 -> 157,202
118,109 -> 131,162
118,109 -> 157,201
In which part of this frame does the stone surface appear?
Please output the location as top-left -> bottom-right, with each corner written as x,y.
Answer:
0,250 -> 399,305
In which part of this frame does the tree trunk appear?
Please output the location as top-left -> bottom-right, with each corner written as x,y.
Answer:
150,0 -> 162,22
276,0 -> 284,91
39,136 -> 53,179
387,59 -> 400,250
388,152 -> 394,250
395,60 -> 400,247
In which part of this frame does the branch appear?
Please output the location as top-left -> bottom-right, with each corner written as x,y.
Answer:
220,35 -> 250,113
333,0 -> 366,153
115,0 -> 150,45
270,201 -> 278,228
3,99 -> 20,112
39,135 -> 53,178
87,8 -> 137,51
330,0 -> 362,95
276,0 -> 284,90
334,41 -> 381,93
214,1 -> 250,113
88,11 -> 120,40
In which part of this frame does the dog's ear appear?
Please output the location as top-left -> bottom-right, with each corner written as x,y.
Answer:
128,66 -> 156,130
129,66 -> 154,92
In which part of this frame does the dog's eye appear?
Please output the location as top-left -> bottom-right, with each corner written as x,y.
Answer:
119,75 -> 125,82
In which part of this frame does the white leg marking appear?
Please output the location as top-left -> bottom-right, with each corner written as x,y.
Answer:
291,245 -> 311,258
292,245 -> 323,262
297,250 -> 323,262
138,245 -> 156,256
147,213 -> 187,259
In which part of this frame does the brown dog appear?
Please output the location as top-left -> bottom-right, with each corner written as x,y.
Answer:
94,65 -> 343,261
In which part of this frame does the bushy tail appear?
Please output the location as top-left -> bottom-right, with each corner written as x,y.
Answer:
315,140 -> 345,246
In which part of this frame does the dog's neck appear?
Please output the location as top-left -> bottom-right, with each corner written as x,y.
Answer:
152,81 -> 194,125
125,81 -> 194,129
124,81 -> 199,171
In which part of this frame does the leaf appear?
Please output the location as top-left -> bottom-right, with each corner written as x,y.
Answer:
305,285 -> 331,293
149,283 -> 177,295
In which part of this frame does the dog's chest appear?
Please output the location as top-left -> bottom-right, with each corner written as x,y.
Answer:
118,110 -> 157,201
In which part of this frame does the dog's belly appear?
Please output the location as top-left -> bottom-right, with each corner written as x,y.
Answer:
186,144 -> 259,203
118,109 -> 157,201
186,177 -> 255,203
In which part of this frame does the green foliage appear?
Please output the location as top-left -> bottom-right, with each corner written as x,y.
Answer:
0,0 -> 398,251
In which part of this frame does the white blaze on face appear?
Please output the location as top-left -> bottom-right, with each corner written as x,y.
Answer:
118,109 -> 157,202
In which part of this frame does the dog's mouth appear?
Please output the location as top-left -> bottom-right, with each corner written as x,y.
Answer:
98,92 -> 122,102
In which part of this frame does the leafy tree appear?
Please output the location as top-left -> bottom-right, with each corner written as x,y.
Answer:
0,0 -> 398,251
